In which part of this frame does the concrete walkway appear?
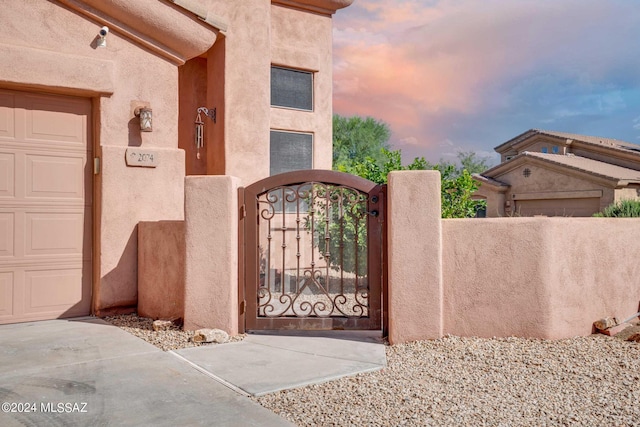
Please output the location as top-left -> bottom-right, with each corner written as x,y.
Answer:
0,318 -> 386,426
175,330 -> 386,396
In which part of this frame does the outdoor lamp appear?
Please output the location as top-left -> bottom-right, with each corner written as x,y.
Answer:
135,107 -> 153,132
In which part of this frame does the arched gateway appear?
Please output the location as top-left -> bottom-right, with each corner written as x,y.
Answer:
239,170 -> 386,331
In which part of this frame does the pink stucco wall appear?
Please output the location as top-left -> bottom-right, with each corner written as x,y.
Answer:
442,218 -> 640,339
386,171 -> 640,343
387,171 -> 443,344
137,221 -> 185,321
270,4 -> 335,172
183,176 -> 240,334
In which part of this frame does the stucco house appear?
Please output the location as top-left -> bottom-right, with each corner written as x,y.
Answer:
473,129 -> 640,217
0,0 -> 352,325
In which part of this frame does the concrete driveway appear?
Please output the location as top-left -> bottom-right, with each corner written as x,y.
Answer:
0,318 -> 292,427
0,318 -> 387,426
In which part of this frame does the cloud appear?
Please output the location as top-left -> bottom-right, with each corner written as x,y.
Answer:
333,0 -> 640,161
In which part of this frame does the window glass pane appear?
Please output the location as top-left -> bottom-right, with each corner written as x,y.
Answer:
271,66 -> 313,111
552,146 -> 559,154
541,147 -> 548,153
270,130 -> 313,176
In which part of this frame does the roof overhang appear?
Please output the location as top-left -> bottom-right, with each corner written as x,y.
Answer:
482,153 -> 640,188
58,0 -> 225,65
272,0 -> 354,15
494,129 -> 574,154
472,174 -> 510,193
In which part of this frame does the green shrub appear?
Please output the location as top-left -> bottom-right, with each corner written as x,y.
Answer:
593,199 -> 640,217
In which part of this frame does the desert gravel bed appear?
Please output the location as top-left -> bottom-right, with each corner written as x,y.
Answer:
104,314 -> 244,351
256,335 -> 640,426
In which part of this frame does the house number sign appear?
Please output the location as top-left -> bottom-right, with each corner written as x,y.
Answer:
125,148 -> 159,167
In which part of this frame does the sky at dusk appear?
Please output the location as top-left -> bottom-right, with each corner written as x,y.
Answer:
332,0 -> 640,165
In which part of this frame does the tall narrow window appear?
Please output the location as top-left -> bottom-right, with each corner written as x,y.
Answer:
271,66 -> 313,111
270,130 -> 313,176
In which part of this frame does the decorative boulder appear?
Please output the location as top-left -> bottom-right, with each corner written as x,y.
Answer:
192,328 -> 229,344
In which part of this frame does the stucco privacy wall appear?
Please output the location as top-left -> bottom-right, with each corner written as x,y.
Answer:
137,221 -> 185,320
442,218 -> 640,340
183,176 -> 240,334
387,171 -> 443,344
442,219 -> 555,338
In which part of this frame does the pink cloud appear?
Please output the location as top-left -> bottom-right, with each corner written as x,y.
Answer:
332,0 -> 637,157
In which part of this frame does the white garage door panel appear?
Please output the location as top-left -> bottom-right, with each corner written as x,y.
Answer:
26,213 -> 84,256
25,267 -> 87,310
25,97 -> 87,144
27,154 -> 85,199
0,89 -> 91,324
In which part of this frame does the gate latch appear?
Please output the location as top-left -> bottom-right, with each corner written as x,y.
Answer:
366,210 -> 379,217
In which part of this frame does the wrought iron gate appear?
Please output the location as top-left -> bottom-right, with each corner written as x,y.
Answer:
239,170 -> 385,331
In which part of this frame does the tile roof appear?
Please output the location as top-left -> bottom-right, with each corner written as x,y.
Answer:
494,129 -> 640,154
471,173 -> 510,188
517,152 -> 640,183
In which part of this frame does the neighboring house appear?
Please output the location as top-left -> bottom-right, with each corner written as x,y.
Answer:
0,0 -> 352,325
473,129 -> 640,217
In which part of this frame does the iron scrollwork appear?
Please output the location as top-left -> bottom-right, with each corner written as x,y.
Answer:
256,182 -> 370,319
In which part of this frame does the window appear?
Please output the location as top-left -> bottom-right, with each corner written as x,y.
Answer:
270,130 -> 313,176
552,146 -> 559,154
271,66 -> 313,111
541,147 -> 548,153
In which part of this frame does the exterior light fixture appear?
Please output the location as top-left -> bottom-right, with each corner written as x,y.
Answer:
195,107 -> 215,160
135,107 -> 153,132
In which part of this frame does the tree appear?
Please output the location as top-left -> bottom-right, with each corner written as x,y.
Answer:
332,115 -> 391,172
456,150 -> 492,175
344,148 -> 484,218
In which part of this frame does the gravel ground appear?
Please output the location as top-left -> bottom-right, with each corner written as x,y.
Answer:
104,313 -> 245,351
256,335 -> 640,427
105,314 -> 640,425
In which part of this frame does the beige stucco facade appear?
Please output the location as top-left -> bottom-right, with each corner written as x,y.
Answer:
0,0 -> 350,322
475,130 -> 640,217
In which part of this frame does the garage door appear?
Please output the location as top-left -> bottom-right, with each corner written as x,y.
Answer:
0,89 -> 92,324
515,198 -> 601,217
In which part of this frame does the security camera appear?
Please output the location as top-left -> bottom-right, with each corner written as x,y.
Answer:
99,26 -> 109,37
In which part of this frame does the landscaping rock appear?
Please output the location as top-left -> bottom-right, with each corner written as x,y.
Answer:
192,328 -> 229,344
593,316 -> 618,331
152,319 -> 175,331
599,322 -> 634,336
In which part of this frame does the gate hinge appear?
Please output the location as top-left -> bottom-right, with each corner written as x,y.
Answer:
239,300 -> 246,315
93,157 -> 101,175
239,204 -> 246,219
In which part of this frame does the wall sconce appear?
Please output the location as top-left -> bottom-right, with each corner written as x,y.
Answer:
135,107 -> 153,132
195,107 -> 215,159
